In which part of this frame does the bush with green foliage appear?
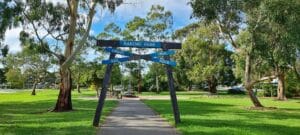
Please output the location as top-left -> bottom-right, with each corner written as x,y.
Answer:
5,68 -> 25,89
286,71 -> 300,97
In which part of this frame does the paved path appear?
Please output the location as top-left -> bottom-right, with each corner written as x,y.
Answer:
98,98 -> 180,135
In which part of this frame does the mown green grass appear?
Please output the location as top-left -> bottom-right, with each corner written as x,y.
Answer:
0,89 -> 117,135
142,91 -> 300,135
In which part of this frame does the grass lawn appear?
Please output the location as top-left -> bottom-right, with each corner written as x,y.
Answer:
0,89 -> 118,135
142,91 -> 300,135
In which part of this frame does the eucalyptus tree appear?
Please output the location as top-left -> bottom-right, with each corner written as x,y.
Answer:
172,23 -> 200,91
4,54 -> 24,88
83,61 -> 105,97
71,57 -> 87,93
98,22 -> 122,40
0,1 -> 21,55
190,0 -> 300,105
190,0 -> 274,107
138,5 -> 173,93
182,23 -> 232,94
0,1 -> 20,82
98,5 -> 174,93
258,0 -> 300,100
21,48 -> 52,95
82,60 -> 121,96
2,0 -> 123,111
144,63 -> 166,93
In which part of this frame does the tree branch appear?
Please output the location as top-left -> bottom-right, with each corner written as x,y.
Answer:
250,75 -> 277,87
40,23 -> 66,41
22,11 -> 63,60
215,19 -> 239,51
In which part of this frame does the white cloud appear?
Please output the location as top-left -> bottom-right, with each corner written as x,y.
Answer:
4,27 -> 22,53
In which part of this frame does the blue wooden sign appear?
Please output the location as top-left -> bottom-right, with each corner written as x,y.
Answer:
119,41 -> 161,48
150,50 -> 175,57
94,40 -> 182,127
151,57 -> 177,67
104,48 -> 133,56
99,40 -> 180,66
102,57 -> 130,64
102,57 -> 176,66
97,40 -> 181,49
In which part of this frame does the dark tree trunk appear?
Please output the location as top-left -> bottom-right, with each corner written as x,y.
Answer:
188,81 -> 192,91
277,73 -> 286,100
246,86 -> 263,107
156,75 -> 160,94
245,53 -> 264,107
138,70 -> 141,94
207,77 -> 217,94
77,83 -> 81,93
54,68 -> 72,111
31,81 -> 37,95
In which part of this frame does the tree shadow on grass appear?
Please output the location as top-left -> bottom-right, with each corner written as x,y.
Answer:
180,118 -> 300,135
143,99 -> 234,116
143,100 -> 300,135
0,99 -> 117,135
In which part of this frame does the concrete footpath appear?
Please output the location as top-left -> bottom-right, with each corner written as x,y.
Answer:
97,98 -> 180,135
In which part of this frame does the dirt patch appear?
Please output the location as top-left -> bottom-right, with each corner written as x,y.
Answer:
246,106 -> 277,111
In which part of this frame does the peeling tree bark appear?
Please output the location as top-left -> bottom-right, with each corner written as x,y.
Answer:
277,72 -> 286,100
54,67 -> 73,111
245,53 -> 264,107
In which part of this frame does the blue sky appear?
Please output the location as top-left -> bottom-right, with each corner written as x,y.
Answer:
91,0 -> 195,35
4,0 -> 195,54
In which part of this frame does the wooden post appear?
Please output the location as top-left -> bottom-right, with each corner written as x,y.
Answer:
96,40 -> 182,126
164,50 -> 181,125
93,53 -> 116,126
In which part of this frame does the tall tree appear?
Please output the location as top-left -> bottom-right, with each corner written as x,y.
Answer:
0,1 -> 20,82
2,0 -> 123,111
144,63 -> 166,93
84,61 -> 105,97
258,0 -> 300,100
0,0 -> 22,54
18,31 -> 53,95
190,0 -> 275,107
181,23 -> 231,94
71,57 -> 86,93
4,54 -> 25,88
21,51 -> 52,95
173,22 -> 200,91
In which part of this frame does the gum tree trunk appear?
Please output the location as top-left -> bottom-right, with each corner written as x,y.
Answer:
54,68 -> 72,111
277,72 -> 286,100
245,53 -> 264,107
53,0 -> 77,112
207,76 -> 217,94
77,83 -> 81,93
31,81 -> 37,95
188,82 -> 192,91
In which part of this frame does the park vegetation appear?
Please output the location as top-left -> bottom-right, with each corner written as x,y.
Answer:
0,0 -> 299,112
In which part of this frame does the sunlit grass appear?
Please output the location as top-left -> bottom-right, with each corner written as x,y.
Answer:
142,91 -> 300,135
0,89 -> 117,135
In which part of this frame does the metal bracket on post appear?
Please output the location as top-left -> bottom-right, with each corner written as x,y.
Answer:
93,53 -> 116,127
163,49 -> 181,125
